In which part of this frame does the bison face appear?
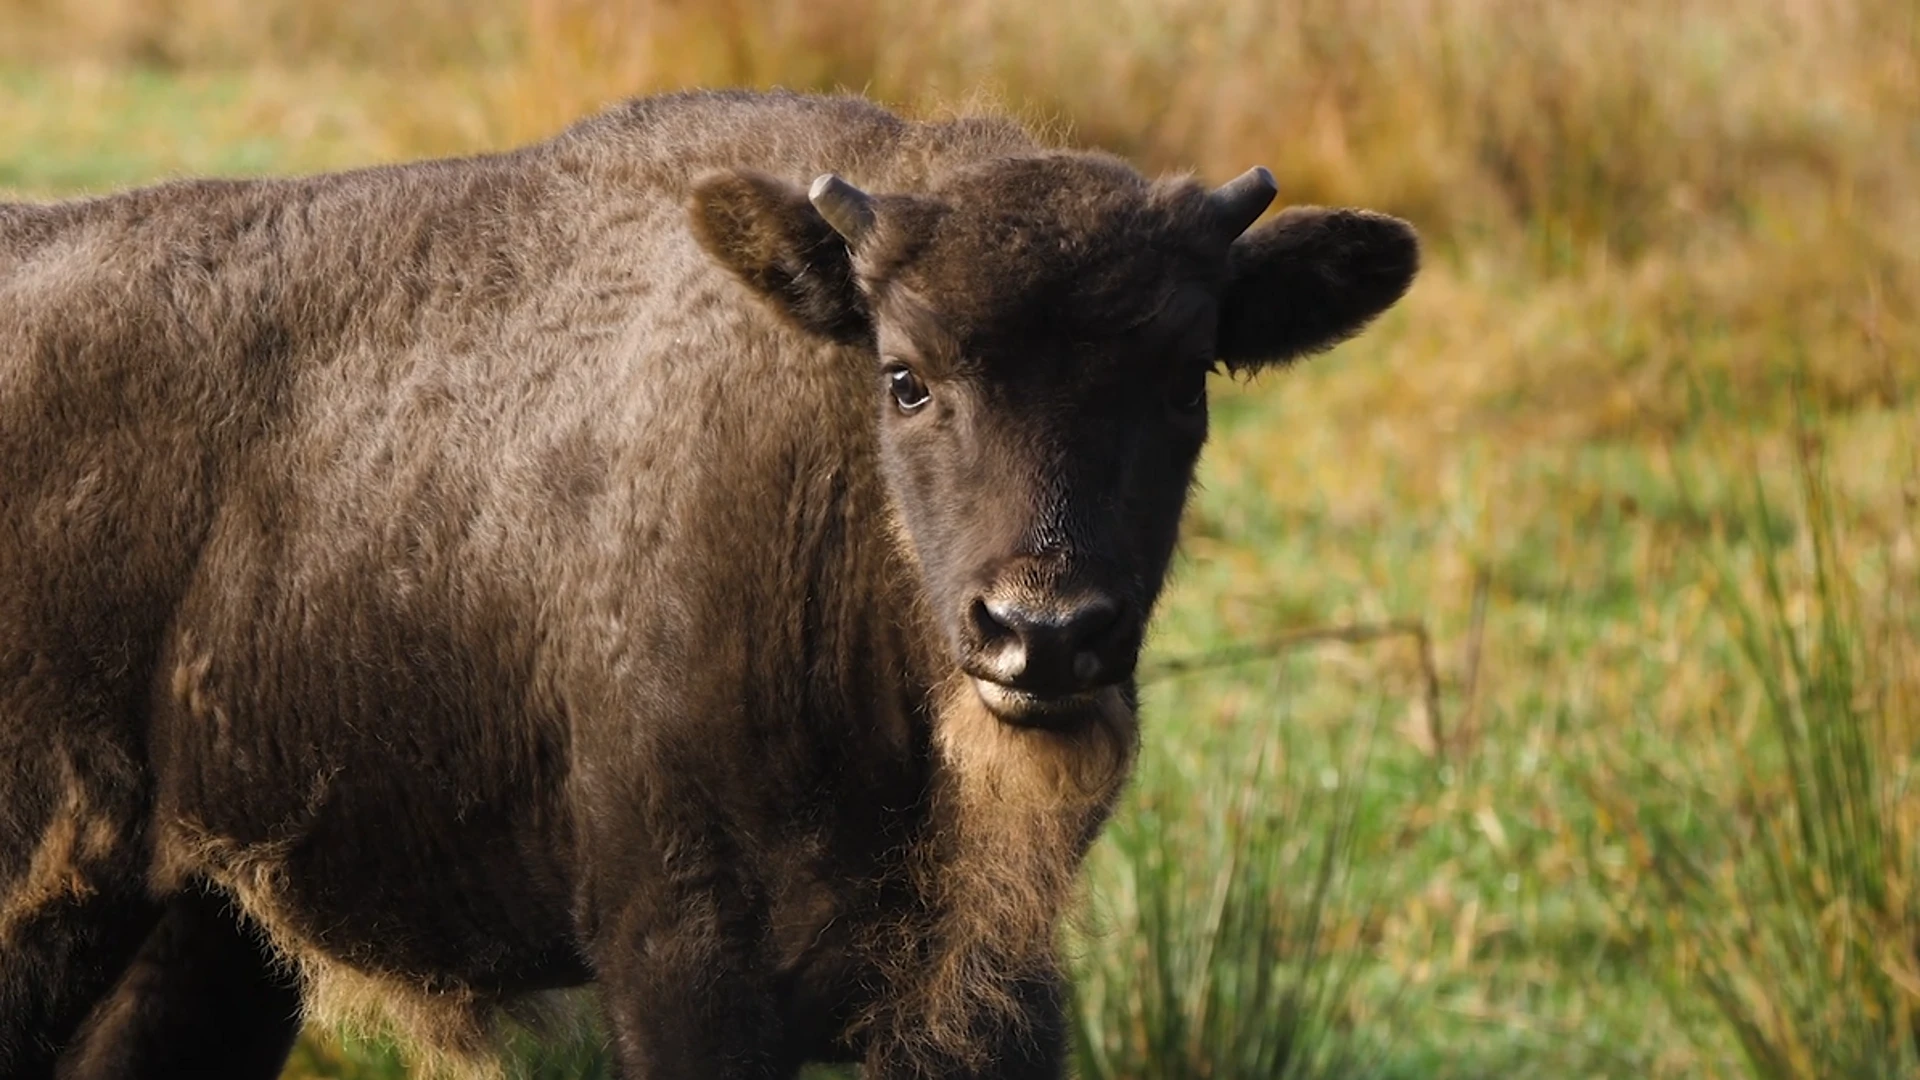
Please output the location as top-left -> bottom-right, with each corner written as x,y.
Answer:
690,153 -> 1417,728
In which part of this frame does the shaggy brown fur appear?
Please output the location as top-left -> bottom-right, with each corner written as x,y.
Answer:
0,88 -> 1417,1078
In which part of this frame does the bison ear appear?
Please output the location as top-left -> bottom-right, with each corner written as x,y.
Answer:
688,169 -> 871,345
1215,207 -> 1418,370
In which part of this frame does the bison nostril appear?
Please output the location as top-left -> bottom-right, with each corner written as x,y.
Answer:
971,597 -> 1015,645
970,596 -> 1029,682
1065,597 -> 1121,646
1072,651 -> 1101,684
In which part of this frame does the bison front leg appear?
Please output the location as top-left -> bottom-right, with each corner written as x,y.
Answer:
594,890 -> 793,1079
971,974 -> 1072,1080
57,887 -> 302,1080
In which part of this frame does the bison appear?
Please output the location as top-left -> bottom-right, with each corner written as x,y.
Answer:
0,88 -> 1417,1078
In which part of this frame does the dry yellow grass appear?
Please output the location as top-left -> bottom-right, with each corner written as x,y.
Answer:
6,0 -> 1910,444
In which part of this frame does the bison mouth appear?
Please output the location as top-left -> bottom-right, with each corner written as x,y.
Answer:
969,677 -> 1114,730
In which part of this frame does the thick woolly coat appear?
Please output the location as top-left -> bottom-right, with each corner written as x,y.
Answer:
0,88 -> 1417,1078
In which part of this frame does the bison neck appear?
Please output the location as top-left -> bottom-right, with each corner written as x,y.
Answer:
598,344 -> 1140,1067
852,676 -> 1139,1072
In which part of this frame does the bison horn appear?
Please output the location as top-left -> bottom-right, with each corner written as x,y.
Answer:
809,173 -> 875,247
1209,166 -> 1278,240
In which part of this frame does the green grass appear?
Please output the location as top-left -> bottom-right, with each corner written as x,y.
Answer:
3,41 -> 1915,1079
1601,416 -> 1920,1078
1072,685 -> 1401,1080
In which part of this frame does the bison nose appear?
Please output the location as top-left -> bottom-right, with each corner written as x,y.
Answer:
967,593 -> 1133,697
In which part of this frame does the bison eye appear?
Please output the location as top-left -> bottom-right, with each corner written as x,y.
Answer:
1168,365 -> 1208,413
885,363 -> 931,413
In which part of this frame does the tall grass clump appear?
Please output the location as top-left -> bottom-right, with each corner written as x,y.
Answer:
1070,690 -> 1394,1080
1611,419 -> 1920,1078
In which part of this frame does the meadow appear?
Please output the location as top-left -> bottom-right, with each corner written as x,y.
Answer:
3,1 -> 1915,1076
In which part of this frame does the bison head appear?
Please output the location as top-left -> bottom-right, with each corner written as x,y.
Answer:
689,151 -> 1417,730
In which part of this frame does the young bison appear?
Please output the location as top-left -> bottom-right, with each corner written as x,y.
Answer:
0,88 -> 1417,1078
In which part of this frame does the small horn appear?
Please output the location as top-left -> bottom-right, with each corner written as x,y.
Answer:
1208,166 -> 1278,240
809,173 -> 875,246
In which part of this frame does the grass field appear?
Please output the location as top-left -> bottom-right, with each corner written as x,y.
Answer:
4,1 -> 1917,1076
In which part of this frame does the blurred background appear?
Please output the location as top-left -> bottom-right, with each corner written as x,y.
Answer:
4,1 -> 1916,1077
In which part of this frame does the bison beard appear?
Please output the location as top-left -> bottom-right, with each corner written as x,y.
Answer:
0,88 -> 1417,1078
855,677 -> 1138,1075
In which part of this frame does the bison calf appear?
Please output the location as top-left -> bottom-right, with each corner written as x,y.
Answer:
0,88 -> 1417,1078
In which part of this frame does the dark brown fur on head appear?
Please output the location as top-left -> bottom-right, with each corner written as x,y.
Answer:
693,146 -> 1419,367
860,154 -> 1225,344
691,145 -> 1419,742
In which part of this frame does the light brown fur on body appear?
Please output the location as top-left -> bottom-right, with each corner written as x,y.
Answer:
0,88 -> 1417,1078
